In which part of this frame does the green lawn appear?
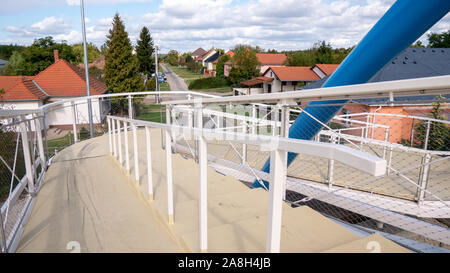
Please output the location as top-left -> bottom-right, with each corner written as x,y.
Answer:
166,64 -> 204,80
159,81 -> 170,91
191,86 -> 232,93
135,104 -> 166,123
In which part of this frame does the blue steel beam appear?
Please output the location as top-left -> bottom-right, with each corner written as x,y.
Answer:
254,0 -> 450,188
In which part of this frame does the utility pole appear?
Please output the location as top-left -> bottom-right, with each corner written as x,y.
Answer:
155,45 -> 160,103
80,0 -> 94,138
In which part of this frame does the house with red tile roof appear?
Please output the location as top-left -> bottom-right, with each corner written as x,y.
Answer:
256,53 -> 287,74
191,48 -> 207,60
77,55 -> 105,70
195,48 -> 217,68
224,51 -> 288,77
236,63 -> 340,95
311,64 -> 339,78
259,66 -> 320,93
0,50 -> 108,130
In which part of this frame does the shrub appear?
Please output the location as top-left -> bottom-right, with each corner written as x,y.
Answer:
188,77 -> 228,90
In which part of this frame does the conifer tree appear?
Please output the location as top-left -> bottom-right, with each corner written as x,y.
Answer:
104,13 -> 143,113
136,26 -> 155,75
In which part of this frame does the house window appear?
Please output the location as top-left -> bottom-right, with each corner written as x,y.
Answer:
282,81 -> 287,86
270,72 -> 273,77
292,81 -> 298,86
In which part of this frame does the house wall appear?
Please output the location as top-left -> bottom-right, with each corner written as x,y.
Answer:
45,97 -> 108,129
224,64 -> 232,77
338,104 -> 431,144
201,51 -> 217,67
0,100 -> 44,131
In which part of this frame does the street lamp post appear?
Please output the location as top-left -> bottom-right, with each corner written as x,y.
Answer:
155,45 -> 160,103
80,0 -> 94,138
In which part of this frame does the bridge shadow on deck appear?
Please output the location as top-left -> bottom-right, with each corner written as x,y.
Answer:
16,135 -> 181,253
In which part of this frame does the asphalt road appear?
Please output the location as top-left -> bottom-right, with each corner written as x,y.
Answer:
160,64 -> 188,91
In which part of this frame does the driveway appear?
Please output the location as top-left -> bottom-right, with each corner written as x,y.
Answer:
160,64 -> 188,91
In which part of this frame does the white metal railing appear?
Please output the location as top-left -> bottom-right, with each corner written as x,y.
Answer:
106,113 -> 386,253
0,76 -> 449,252
0,91 -> 219,252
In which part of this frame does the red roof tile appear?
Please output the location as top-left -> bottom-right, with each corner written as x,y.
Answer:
0,77 -> 47,101
241,76 -> 274,86
0,59 -> 107,101
226,50 -> 235,58
256,53 -> 287,66
33,59 -> 107,97
315,64 -> 339,75
192,48 -> 207,57
266,66 -> 320,81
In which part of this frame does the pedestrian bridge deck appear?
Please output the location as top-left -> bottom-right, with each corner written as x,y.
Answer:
16,129 -> 409,253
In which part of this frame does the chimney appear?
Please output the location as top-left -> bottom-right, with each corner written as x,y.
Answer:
53,50 -> 59,63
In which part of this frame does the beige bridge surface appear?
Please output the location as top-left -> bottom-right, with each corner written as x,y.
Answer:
17,129 -> 410,253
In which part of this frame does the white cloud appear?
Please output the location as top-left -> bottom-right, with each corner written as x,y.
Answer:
66,0 -> 153,6
5,17 -> 71,38
2,0 -> 449,53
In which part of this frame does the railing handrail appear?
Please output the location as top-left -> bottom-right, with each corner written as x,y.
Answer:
0,91 -> 219,117
161,75 -> 450,105
336,112 -> 450,125
318,129 -> 450,156
107,115 -> 387,177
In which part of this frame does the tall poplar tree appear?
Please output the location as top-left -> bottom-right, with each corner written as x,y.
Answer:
136,26 -> 155,75
104,13 -> 143,112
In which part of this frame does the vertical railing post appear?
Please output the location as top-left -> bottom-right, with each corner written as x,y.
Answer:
365,114 -> 370,139
128,95 -> 133,119
196,103 -> 208,252
124,120 -> 130,174
416,121 -> 432,204
107,117 -> 112,155
417,153 -> 431,205
215,115 -> 220,130
165,106 -> 174,225
280,103 -> 289,199
145,126 -> 154,200
241,118 -> 247,165
0,209 -> 6,253
266,147 -> 286,253
387,146 -> 393,175
20,121 -> 35,194
71,101 -> 79,143
383,128 -> 389,159
132,121 -> 140,186
112,117 -> 117,159
34,116 -> 46,171
188,108 -> 193,128
251,104 -> 257,135
327,135 -> 336,188
371,112 -> 376,139
271,106 -> 276,136
424,120 -> 431,150
117,119 -> 123,165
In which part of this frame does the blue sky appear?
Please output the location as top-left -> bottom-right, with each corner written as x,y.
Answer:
0,0 -> 449,53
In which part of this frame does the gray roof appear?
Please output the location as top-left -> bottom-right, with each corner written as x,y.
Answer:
204,51 -> 221,63
301,48 -> 450,104
0,59 -> 8,65
303,48 -> 450,90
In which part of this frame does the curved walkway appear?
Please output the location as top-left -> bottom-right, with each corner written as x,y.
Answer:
16,135 -> 180,253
